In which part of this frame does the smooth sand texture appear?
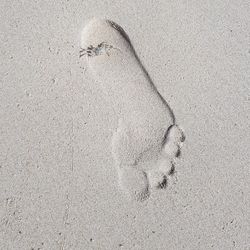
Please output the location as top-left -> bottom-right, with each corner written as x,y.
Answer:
80,19 -> 184,201
1,0 -> 250,249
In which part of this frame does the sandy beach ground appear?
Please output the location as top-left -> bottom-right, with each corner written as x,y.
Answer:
0,0 -> 249,249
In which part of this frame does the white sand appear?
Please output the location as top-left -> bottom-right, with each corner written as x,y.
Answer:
0,0 -> 250,249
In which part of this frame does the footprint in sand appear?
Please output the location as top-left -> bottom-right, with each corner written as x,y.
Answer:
80,18 -> 185,202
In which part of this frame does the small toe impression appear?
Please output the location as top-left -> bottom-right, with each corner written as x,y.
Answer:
148,159 -> 176,190
148,171 -> 168,189
158,176 -> 168,189
118,167 -> 150,202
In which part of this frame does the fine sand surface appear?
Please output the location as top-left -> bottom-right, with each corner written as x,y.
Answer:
0,1 -> 250,249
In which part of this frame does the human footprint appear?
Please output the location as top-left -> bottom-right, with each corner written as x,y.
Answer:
80,18 -> 185,202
